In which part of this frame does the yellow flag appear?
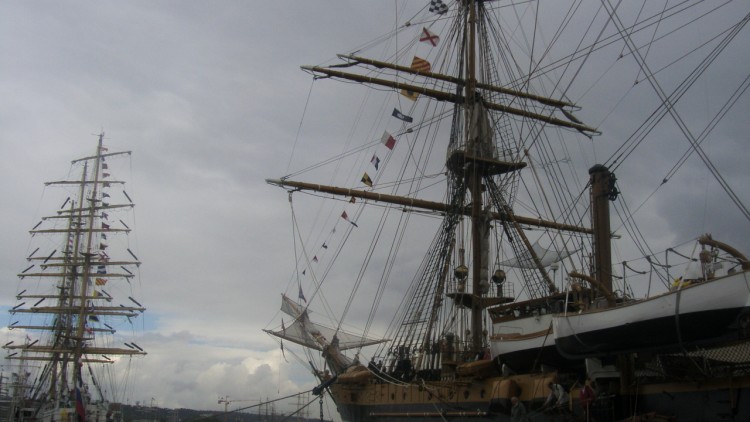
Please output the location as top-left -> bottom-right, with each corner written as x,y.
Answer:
361,172 -> 373,187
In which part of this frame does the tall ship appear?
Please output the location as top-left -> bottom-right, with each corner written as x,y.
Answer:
265,1 -> 750,420
4,134 -> 147,422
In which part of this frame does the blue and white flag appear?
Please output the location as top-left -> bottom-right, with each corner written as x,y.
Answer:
392,108 -> 413,123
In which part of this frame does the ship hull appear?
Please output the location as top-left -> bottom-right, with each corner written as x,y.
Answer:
330,376 -> 750,421
553,271 -> 750,358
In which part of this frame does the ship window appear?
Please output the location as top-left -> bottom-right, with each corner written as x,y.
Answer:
391,393 -> 395,400
464,390 -> 470,399
480,389 -> 485,398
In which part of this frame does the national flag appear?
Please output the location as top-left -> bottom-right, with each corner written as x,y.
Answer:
298,285 -> 307,303
102,202 -> 109,207
102,163 -> 108,170
103,182 -> 110,188
101,212 -> 109,220
341,211 -> 359,227
96,278 -> 107,286
322,243 -> 328,249
400,89 -> 420,101
392,108 -> 413,123
371,154 -> 380,170
97,265 -> 106,274
100,243 -> 107,250
429,0 -> 449,15
101,233 -> 107,240
102,192 -> 110,198
100,146 -> 109,152
419,27 -> 439,46
381,131 -> 397,150
85,326 -> 93,334
102,173 -> 110,178
89,315 -> 99,322
361,172 -> 373,187
102,223 -> 110,230
313,256 -> 318,263
410,56 -> 431,73
349,197 -> 356,203
99,251 -> 109,261
75,386 -> 86,422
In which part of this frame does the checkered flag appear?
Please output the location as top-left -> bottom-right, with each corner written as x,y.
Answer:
429,0 -> 448,15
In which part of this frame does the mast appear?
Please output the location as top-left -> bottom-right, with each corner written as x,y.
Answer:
465,0 -> 485,354
588,164 -> 617,306
5,134 -> 146,414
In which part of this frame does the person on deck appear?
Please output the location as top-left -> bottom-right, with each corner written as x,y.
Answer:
580,378 -> 597,421
543,382 -> 570,412
510,396 -> 528,422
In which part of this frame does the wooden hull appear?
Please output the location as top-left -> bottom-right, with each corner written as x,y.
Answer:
328,372 -> 750,421
553,271 -> 750,358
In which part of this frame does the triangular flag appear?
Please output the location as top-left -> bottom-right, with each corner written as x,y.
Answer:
361,172 -> 373,187
429,0 -> 448,15
410,56 -> 431,73
371,154 -> 380,170
298,285 -> 307,303
313,256 -> 318,263
419,27 -> 439,46
349,197 -> 356,203
341,211 -> 359,227
302,269 -> 306,275
381,131 -> 397,150
322,243 -> 328,249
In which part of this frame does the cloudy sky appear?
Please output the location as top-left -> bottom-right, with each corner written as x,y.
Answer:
0,0 -> 748,418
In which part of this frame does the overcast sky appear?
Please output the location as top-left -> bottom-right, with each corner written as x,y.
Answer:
1,0 -> 748,418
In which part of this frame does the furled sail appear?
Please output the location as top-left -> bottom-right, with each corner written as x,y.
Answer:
499,243 -> 574,269
265,294 -> 385,351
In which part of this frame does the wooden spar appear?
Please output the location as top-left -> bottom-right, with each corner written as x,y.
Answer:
698,234 -> 750,270
338,54 -> 576,109
4,344 -> 145,356
266,178 -> 591,235
301,66 -> 600,135
568,271 -> 615,303
71,150 -> 132,164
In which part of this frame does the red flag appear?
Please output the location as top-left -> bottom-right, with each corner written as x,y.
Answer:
410,56 -> 431,73
381,131 -> 397,150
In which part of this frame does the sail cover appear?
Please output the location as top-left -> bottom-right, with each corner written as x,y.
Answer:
499,243 -> 574,269
265,294 -> 385,351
